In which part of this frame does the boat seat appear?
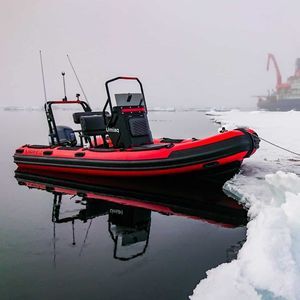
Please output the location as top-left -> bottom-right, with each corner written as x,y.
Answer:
80,115 -> 107,147
73,111 -> 109,124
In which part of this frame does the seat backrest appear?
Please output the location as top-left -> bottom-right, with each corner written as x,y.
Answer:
80,115 -> 106,136
73,111 -> 106,124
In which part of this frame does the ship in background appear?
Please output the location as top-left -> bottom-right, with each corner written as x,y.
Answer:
257,53 -> 300,111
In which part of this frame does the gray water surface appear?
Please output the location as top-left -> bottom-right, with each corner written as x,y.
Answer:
0,110 -> 247,300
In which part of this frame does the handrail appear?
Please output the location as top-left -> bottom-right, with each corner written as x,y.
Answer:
44,99 -> 91,145
103,76 -> 147,124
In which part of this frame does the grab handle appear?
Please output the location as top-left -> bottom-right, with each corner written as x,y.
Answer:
103,76 -> 147,120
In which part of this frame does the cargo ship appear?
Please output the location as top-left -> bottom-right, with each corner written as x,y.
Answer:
257,54 -> 300,111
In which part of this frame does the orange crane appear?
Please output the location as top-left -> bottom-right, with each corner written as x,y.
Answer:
267,53 -> 290,91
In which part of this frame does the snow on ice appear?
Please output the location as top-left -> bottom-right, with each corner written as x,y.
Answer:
190,110 -> 300,300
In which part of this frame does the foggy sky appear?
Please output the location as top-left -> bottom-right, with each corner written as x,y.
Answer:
1,0 -> 300,109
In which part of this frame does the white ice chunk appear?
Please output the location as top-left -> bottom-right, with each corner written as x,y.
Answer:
191,111 -> 300,300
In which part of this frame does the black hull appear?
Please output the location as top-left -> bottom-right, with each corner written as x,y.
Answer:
15,169 -> 248,227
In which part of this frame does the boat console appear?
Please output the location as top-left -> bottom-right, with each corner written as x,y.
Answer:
46,77 -> 153,149
103,77 -> 153,148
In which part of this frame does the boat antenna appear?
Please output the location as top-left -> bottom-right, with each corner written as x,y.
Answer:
62,72 -> 67,101
67,54 -> 90,105
39,50 -> 48,103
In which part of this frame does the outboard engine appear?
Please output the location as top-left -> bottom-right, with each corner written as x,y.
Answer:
44,96 -> 91,147
49,126 -> 77,146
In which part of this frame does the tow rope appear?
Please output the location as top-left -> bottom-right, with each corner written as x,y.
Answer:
256,135 -> 300,157
220,126 -> 300,157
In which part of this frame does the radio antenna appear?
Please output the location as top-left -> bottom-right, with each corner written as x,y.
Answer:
61,72 -> 67,101
39,50 -> 48,103
67,54 -> 90,104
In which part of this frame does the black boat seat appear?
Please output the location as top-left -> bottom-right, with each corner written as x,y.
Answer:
73,111 -> 108,124
80,115 -> 107,147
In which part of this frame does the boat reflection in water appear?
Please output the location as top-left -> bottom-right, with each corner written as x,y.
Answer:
15,168 -> 248,262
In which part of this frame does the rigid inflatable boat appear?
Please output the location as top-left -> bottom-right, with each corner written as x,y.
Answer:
14,77 -> 259,177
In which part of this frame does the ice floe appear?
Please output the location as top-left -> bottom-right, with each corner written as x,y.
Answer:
2,105 -> 43,111
148,106 -> 176,112
191,110 -> 300,300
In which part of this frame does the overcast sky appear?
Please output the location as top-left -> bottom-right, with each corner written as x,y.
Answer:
1,0 -> 300,108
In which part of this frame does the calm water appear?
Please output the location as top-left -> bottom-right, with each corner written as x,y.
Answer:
0,110 -> 247,300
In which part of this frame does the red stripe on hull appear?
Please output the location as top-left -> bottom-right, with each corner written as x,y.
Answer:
16,151 -> 247,177
16,129 -> 248,161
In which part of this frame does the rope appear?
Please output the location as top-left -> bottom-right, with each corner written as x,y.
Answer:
258,136 -> 300,157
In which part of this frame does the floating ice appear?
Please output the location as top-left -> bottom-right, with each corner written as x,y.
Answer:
2,105 -> 43,111
148,106 -> 176,112
206,110 -> 300,164
191,111 -> 300,300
